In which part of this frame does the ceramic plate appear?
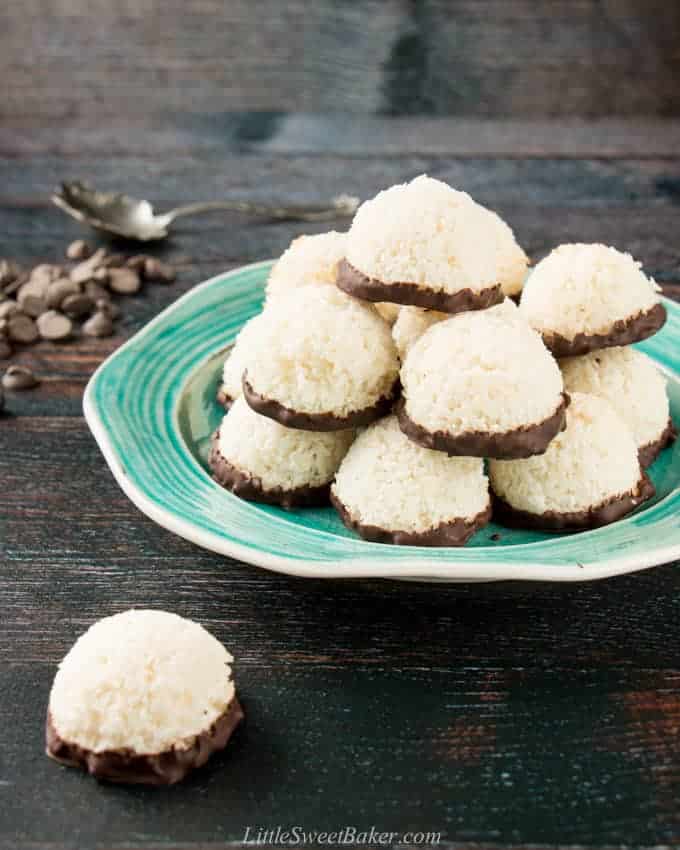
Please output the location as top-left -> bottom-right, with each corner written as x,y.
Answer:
84,262 -> 680,582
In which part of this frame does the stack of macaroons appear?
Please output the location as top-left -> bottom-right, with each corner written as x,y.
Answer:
211,175 -> 673,544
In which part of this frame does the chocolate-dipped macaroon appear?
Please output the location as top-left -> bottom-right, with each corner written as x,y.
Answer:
219,231 -> 350,408
242,285 -> 399,431
265,230 -> 347,301
560,346 -> 676,468
331,415 -> 491,546
337,175 -> 504,314
484,206 -> 529,300
217,315 -> 263,409
210,397 -> 354,508
398,300 -> 567,459
46,610 -> 243,785
489,392 -> 655,531
390,204 -> 529,360
520,243 -> 665,356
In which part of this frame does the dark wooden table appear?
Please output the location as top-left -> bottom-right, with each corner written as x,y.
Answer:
2,114 -> 680,849
3,3 -> 680,843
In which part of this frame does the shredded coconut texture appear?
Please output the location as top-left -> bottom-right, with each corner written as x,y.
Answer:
401,300 -> 564,434
265,231 -> 347,300
520,243 -> 660,340
221,315 -> 265,402
489,392 -> 642,514
332,416 -> 490,533
345,175 -> 499,295
49,610 -> 235,755
560,346 -> 669,450
392,307 -> 448,360
218,397 -> 354,490
245,285 -> 399,417
480,206 -> 529,297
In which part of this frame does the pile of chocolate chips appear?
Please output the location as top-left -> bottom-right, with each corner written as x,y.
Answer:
0,241 -> 176,413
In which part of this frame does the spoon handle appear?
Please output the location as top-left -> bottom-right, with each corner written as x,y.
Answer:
166,195 -> 359,223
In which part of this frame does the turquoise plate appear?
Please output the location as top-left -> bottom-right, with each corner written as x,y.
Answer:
84,262 -> 680,582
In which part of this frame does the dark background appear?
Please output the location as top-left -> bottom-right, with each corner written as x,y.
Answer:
2,2 -> 680,849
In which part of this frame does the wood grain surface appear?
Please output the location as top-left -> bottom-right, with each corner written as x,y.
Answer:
3,1 -> 680,120
2,3 -> 680,846
1,116 -> 679,848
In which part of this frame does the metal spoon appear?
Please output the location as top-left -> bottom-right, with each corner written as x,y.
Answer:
52,181 -> 360,242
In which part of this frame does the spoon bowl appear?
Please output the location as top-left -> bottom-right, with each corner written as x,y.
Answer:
52,181 -> 359,242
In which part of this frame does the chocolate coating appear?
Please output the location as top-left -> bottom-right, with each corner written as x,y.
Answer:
638,417 -> 677,468
492,470 -> 655,532
209,430 -> 331,509
336,258 -> 503,314
46,697 -> 243,786
396,394 -> 570,460
540,302 -> 666,357
331,491 -> 492,547
242,374 -> 399,432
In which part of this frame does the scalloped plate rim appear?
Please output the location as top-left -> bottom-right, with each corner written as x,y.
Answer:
83,262 -> 680,583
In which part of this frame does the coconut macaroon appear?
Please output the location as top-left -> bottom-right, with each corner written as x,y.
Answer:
210,397 -> 354,508
217,315 -> 264,408
242,285 -> 400,430
331,416 -> 491,546
46,610 -> 242,785
560,346 -> 676,467
337,175 -> 504,313
265,231 -> 347,301
490,392 -> 654,530
392,307 -> 448,360
520,243 -> 665,356
483,207 -> 530,299
398,300 -> 568,459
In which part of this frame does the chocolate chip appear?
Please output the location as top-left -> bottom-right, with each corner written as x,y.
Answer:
66,240 -> 92,261
82,311 -> 114,337
0,260 -> 22,289
0,300 -> 19,320
490,532 -> 501,541
61,293 -> 94,318
0,338 -> 11,359
7,314 -> 39,344
143,257 -> 176,283
2,274 -> 27,296
37,310 -> 73,341
46,278 -> 80,309
84,281 -> 109,302
17,284 -> 48,317
70,248 -> 108,285
29,264 -> 62,291
125,255 -> 148,272
104,253 -> 125,267
108,268 -> 141,295
95,298 -> 120,319
2,365 -> 38,390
